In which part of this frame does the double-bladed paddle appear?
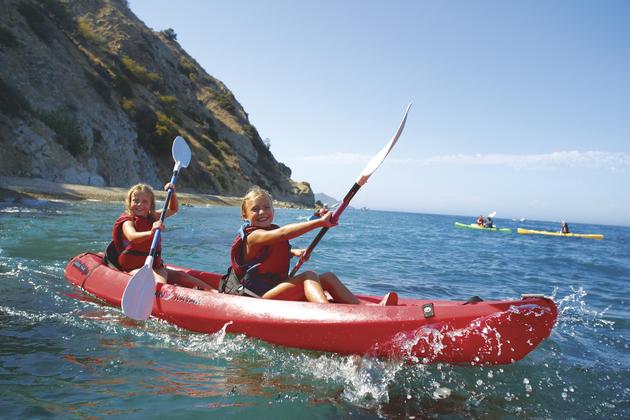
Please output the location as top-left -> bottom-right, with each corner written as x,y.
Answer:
289,103 -> 412,277
121,136 -> 192,320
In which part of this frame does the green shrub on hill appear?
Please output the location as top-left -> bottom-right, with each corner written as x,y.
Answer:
0,77 -> 31,116
0,27 -> 19,48
77,16 -> 104,44
120,97 -> 135,116
205,160 -> 228,189
133,104 -> 156,131
121,55 -> 161,89
199,136 -> 221,158
113,75 -> 133,97
216,139 -> 231,153
85,71 -> 111,103
38,0 -> 76,32
132,106 -> 177,154
18,0 -> 76,43
161,28 -> 177,41
158,95 -> 177,116
37,110 -> 87,157
215,92 -> 235,112
18,2 -> 52,44
155,112 -> 178,145
178,58 -> 197,79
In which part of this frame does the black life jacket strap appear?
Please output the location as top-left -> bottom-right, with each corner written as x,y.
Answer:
102,241 -> 123,271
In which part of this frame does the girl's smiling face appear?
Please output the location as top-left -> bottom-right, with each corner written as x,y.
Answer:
130,190 -> 152,217
243,194 -> 274,228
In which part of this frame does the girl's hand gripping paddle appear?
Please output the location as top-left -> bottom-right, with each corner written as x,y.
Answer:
121,136 -> 191,320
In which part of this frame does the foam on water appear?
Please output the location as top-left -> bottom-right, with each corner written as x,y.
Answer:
1,202 -> 629,417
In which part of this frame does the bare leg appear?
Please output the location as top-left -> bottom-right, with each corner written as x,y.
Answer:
263,271 -> 328,303
154,267 -> 169,284
128,266 -> 169,285
166,268 -> 216,291
319,272 -> 360,304
262,276 -> 307,301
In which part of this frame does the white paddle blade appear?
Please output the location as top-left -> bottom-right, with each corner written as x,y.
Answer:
356,103 -> 412,186
488,211 -> 497,218
121,264 -> 156,320
172,136 -> 192,168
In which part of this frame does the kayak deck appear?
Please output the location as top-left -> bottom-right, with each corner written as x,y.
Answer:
454,222 -> 512,233
517,228 -> 603,240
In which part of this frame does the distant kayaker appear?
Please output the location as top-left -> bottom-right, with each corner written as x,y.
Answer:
308,203 -> 328,221
476,215 -> 485,226
561,220 -> 570,234
222,186 -> 397,305
110,183 -> 213,290
484,217 -> 494,228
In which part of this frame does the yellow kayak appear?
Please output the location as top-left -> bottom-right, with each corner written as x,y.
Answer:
517,228 -> 603,240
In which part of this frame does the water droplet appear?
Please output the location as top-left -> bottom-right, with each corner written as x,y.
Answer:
433,387 -> 451,399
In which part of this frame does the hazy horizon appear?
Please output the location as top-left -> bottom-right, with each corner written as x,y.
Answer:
130,0 -> 630,227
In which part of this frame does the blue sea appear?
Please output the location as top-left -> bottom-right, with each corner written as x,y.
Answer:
1,199 -> 628,418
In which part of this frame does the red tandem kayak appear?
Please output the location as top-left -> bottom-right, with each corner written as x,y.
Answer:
65,252 -> 557,365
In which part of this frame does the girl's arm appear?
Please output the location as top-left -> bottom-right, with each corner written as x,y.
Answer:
157,182 -> 179,219
121,220 -> 163,243
247,212 -> 335,249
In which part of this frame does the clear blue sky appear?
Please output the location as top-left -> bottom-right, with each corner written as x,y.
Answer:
130,0 -> 630,226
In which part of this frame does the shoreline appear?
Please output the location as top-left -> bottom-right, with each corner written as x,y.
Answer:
0,176 -> 306,208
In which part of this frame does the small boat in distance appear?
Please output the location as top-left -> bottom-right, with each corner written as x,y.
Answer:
454,222 -> 512,233
517,228 -> 603,240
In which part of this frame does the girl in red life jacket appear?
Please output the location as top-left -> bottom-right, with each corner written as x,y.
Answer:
233,187 -> 397,305
113,183 -> 214,291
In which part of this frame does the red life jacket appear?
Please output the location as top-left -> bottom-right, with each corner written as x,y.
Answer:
112,213 -> 162,272
230,223 -> 290,281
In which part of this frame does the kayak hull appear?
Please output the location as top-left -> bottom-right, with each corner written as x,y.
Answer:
455,222 -> 512,233
517,228 -> 603,240
65,252 -> 557,365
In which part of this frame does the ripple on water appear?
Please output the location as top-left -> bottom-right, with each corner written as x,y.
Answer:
1,204 -> 629,417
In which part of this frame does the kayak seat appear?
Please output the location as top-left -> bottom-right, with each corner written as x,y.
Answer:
102,241 -> 123,271
463,295 -> 483,305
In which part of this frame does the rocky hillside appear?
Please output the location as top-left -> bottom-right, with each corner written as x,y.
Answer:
0,0 -> 314,205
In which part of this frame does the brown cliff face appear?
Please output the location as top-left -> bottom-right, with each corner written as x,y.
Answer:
0,0 -> 313,206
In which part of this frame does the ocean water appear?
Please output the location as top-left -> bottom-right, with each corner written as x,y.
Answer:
0,199 -> 628,418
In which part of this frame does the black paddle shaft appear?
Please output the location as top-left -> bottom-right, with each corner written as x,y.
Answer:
149,168 -> 180,258
289,182 -> 361,277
